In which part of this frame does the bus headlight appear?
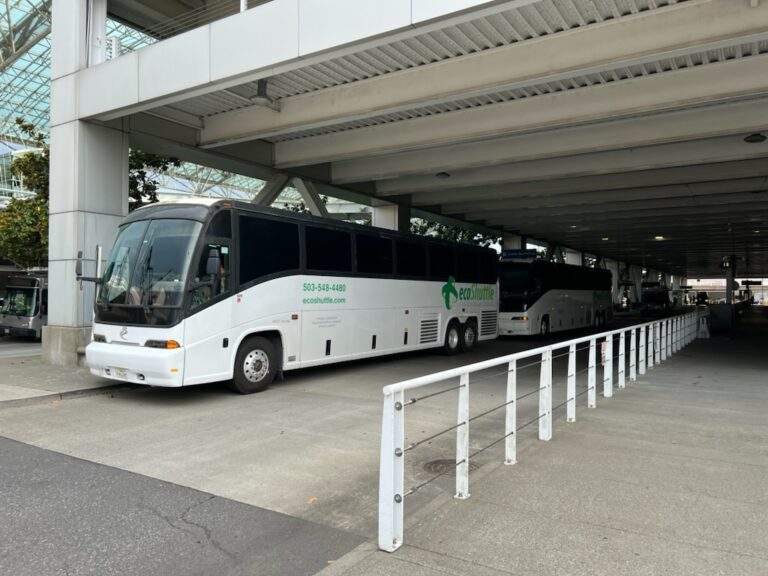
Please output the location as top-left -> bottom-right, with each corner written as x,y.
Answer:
145,339 -> 182,349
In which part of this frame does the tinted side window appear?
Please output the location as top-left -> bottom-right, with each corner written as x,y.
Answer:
455,248 -> 478,283
396,240 -> 426,278
356,233 -> 393,275
238,215 -> 300,285
306,226 -> 352,272
208,209 -> 231,239
478,251 -> 498,284
428,244 -> 454,279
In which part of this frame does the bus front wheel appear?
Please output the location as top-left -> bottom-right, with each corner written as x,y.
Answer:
230,336 -> 277,394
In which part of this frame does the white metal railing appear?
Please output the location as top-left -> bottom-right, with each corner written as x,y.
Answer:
378,310 -> 708,552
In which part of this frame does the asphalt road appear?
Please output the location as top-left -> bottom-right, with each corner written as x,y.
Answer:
0,437 -> 364,576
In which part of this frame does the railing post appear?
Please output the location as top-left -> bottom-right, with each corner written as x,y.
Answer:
378,389 -> 405,552
629,328 -> 637,382
654,321 -> 661,365
455,372 -> 470,500
618,331 -> 626,389
661,320 -> 667,362
666,319 -> 672,358
639,325 -> 647,375
671,318 -> 677,353
539,349 -> 553,441
505,360 -> 517,465
603,333 -> 613,398
648,323 -> 655,368
588,338 -> 596,408
567,343 -> 576,422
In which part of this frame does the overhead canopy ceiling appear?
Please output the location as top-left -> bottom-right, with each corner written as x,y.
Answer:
104,0 -> 768,276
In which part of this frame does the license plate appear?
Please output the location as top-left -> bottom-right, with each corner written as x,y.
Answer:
113,367 -> 127,378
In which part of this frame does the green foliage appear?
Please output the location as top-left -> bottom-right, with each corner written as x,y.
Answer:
0,117 -> 180,270
0,196 -> 48,269
283,193 -> 329,215
410,217 -> 500,248
9,118 -> 49,199
129,150 -> 180,210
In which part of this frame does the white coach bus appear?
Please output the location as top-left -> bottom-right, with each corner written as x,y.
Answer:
498,259 -> 612,336
86,199 -> 498,393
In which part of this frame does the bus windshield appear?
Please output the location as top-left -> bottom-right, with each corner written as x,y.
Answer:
499,264 -> 531,312
1,287 -> 37,317
97,219 -> 201,324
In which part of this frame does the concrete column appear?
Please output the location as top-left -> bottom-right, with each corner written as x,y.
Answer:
630,265 -> 644,303
373,202 -> 410,233
604,259 -> 621,304
502,234 -> 522,250
46,0 -> 129,366
564,248 -> 581,266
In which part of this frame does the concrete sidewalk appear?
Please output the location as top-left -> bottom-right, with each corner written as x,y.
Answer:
323,312 -> 768,575
0,354 -> 118,405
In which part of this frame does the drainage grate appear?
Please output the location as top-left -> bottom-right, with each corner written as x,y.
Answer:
422,458 -> 480,476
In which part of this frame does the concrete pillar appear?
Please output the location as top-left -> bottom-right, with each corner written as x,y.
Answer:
502,234 -> 522,250
604,259 -> 621,304
45,0 -> 129,366
373,202 -> 410,233
564,248 -> 581,266
630,265 -> 644,303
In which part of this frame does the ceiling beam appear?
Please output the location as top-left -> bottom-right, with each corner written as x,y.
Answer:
376,135 -> 768,196
465,192 -> 768,222
408,160 -> 768,207
443,178 -> 768,216
332,98 -> 768,184
202,0 -> 768,148
276,53 -> 768,168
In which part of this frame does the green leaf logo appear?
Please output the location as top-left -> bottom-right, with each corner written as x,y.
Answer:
442,276 -> 458,310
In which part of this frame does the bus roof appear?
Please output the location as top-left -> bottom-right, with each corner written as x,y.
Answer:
124,199 -> 500,254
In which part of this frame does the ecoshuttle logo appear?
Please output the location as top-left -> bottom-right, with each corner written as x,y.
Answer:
442,277 -> 495,310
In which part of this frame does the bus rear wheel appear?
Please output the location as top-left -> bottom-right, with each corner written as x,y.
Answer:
443,321 -> 461,355
230,336 -> 277,394
461,320 -> 477,352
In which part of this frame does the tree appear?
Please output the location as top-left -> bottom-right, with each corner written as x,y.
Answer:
0,117 -> 179,269
0,196 -> 48,269
410,217 -> 500,248
128,150 -> 180,210
8,118 -> 49,199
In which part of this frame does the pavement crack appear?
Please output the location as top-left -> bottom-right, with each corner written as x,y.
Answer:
138,495 -> 238,564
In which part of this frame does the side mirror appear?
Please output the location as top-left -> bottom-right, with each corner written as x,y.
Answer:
205,248 -> 221,277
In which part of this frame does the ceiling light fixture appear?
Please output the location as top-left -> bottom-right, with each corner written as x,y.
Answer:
602,237 -> 609,241
654,235 -> 665,241
744,133 -> 767,144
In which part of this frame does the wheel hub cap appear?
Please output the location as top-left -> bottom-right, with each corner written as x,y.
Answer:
243,350 -> 269,383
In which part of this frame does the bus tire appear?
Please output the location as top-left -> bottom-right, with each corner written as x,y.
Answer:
443,320 -> 461,355
461,320 -> 477,352
230,336 -> 277,394
540,316 -> 550,336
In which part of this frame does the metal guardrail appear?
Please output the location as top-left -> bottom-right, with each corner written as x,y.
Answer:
378,310 -> 707,552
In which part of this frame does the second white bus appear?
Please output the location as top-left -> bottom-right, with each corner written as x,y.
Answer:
498,260 -> 612,336
86,199 -> 499,393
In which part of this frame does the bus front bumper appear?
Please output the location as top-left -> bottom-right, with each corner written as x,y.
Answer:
498,315 -> 531,336
1,325 -> 37,338
86,342 -> 185,387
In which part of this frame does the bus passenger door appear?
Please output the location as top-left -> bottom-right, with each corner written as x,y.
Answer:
184,244 -> 233,383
